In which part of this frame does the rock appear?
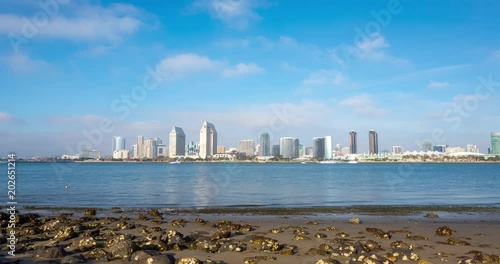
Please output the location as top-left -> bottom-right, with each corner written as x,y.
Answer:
435,226 -> 454,236
406,234 -> 428,240
137,214 -> 149,221
195,218 -> 207,225
268,228 -> 282,234
280,246 -> 295,255
336,232 -> 349,237
307,221 -> 318,225
130,250 -> 175,264
293,234 -> 311,241
55,226 -> 77,241
447,237 -> 471,246
392,248 -> 420,261
366,227 -> 391,239
84,209 -> 96,216
308,248 -> 328,256
211,229 -> 231,240
424,213 -> 439,218
178,257 -> 202,264
472,251 -> 500,263
315,233 -> 327,238
111,207 -> 123,213
390,240 -> 412,250
249,235 -> 282,252
60,254 -> 87,264
317,226 -> 338,231
365,240 -> 382,251
348,217 -> 362,224
147,209 -> 162,217
82,248 -> 110,261
316,259 -> 341,264
171,218 -> 187,227
218,242 -> 242,252
243,256 -> 276,264
67,236 -> 96,252
32,247 -> 66,258
106,240 -> 138,259
160,230 -> 185,245
319,243 -> 332,252
417,260 -> 433,264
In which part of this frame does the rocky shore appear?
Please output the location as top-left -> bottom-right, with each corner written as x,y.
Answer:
1,209 -> 499,264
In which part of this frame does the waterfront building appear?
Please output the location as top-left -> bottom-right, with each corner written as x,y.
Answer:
144,138 -> 159,159
169,127 -> 186,157
313,137 -> 325,159
422,141 -> 433,152
260,133 -> 271,156
368,130 -> 378,154
199,121 -> 217,159
433,145 -> 447,153
112,136 -> 126,154
349,130 -> 357,154
271,145 -> 280,156
113,149 -> 129,159
491,132 -> 500,155
392,146 -> 403,154
280,137 -> 299,159
465,144 -> 479,153
136,135 -> 144,158
80,147 -> 101,159
324,136 -> 333,159
305,147 -> 313,156
157,144 -> 168,157
238,140 -> 255,157
217,146 -> 226,154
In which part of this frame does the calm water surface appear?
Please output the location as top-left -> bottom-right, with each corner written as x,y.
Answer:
5,162 -> 500,208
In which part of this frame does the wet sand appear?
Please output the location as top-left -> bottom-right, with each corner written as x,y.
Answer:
1,208 -> 499,263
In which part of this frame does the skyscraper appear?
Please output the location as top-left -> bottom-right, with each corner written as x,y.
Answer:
313,137 -> 325,159
169,127 -> 186,157
392,146 -> 403,154
144,138 -> 159,159
136,135 -> 144,158
112,136 -> 126,154
238,140 -> 255,157
349,130 -> 357,154
369,130 -> 378,154
280,137 -> 299,159
259,132 -> 271,156
491,132 -> 500,155
324,136 -> 332,159
422,141 -> 433,152
199,121 -> 217,159
271,145 -> 280,156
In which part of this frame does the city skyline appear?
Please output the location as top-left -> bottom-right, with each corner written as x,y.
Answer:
2,1 -> 500,156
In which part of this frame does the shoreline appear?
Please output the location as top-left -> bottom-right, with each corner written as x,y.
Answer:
2,208 -> 499,263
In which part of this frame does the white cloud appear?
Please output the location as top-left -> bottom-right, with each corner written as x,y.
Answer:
0,112 -> 25,125
191,0 -> 269,30
345,33 -> 408,65
428,80 -> 450,89
0,3 -> 145,43
156,53 -> 223,80
221,62 -> 264,78
0,53 -> 51,72
340,94 -> 387,116
302,70 -> 345,86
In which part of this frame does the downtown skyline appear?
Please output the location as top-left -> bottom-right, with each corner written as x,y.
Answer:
1,0 -> 500,156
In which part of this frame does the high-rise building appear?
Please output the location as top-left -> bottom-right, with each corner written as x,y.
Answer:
349,130 -> 357,154
271,145 -> 280,156
199,121 -> 217,159
136,135 -> 144,158
491,132 -> 500,155
392,146 -> 403,154
144,138 -> 159,159
305,147 -> 313,156
433,145 -> 447,153
465,144 -> 479,153
324,136 -> 332,159
157,144 -> 168,157
169,127 -> 186,157
280,137 -> 299,159
217,146 -> 226,154
112,136 -> 126,154
422,141 -> 433,152
186,141 -> 198,155
313,137 -> 325,159
260,133 -> 271,156
368,130 -> 378,154
238,140 -> 255,157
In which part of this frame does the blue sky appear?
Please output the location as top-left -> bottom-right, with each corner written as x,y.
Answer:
1,0 -> 500,156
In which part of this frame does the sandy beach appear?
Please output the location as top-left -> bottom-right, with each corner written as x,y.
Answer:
1,208 -> 499,264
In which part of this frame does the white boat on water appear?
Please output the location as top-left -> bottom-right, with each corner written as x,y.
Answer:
319,160 -> 339,164
170,161 -> 181,164
347,160 -> 358,164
